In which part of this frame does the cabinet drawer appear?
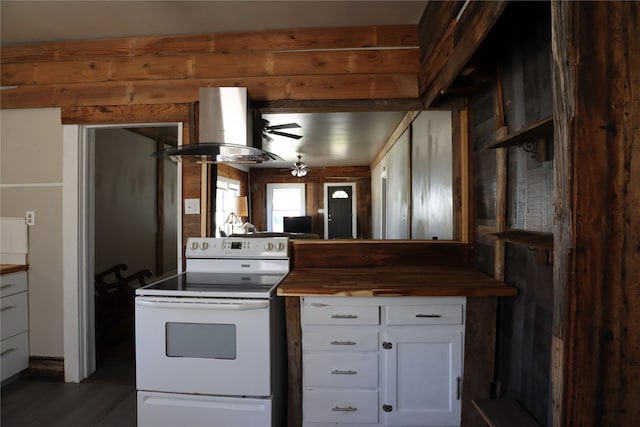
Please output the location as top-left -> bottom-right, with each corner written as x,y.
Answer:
0,271 -> 27,298
304,353 -> 378,388
303,389 -> 378,424
386,304 -> 463,325
303,329 -> 378,352
1,292 -> 29,339
1,331 -> 29,381
303,304 -> 379,325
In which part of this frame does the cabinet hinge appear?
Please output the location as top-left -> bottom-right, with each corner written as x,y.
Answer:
382,341 -> 393,350
456,376 -> 462,400
382,404 -> 393,412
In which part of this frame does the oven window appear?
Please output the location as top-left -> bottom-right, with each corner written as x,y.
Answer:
165,322 -> 236,359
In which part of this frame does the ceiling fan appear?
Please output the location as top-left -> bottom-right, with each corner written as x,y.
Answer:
261,119 -> 302,142
290,154 -> 309,177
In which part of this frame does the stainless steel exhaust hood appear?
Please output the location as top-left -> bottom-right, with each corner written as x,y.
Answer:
154,87 -> 282,163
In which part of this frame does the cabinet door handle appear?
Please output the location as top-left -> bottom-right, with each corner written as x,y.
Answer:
0,305 -> 16,312
330,340 -> 356,346
415,313 -> 442,318
331,314 -> 358,319
331,369 -> 357,375
1,347 -> 16,357
332,406 -> 357,412
0,283 -> 16,290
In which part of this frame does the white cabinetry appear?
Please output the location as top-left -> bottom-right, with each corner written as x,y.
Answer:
1,270 -> 30,382
302,296 -> 465,427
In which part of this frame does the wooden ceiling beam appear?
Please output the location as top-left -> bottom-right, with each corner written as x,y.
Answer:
418,0 -> 508,109
1,25 -> 418,63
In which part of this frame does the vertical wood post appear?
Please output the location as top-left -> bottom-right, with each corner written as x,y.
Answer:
551,2 -> 640,425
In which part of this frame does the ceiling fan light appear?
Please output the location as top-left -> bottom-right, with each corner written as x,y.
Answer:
291,169 -> 298,177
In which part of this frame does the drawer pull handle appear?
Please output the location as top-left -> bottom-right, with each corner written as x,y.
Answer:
0,283 -> 16,290
415,314 -> 442,318
331,314 -> 358,319
332,406 -> 357,412
0,305 -> 16,312
330,340 -> 356,346
1,347 -> 16,357
331,369 -> 357,375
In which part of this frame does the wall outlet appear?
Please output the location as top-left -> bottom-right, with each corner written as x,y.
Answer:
26,211 -> 35,226
184,199 -> 200,215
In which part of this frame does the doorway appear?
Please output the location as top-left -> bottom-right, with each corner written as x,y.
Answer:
324,183 -> 357,239
62,123 -> 182,383
86,126 -> 179,384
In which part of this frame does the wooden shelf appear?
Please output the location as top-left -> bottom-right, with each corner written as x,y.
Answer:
485,116 -> 554,149
490,229 -> 553,251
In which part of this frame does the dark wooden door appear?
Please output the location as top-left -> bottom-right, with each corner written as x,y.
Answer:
327,185 -> 353,239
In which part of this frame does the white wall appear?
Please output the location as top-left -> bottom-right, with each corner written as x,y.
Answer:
371,110 -> 454,240
94,128 -> 158,275
372,129 -> 410,239
411,111 -> 453,240
1,108 -> 64,357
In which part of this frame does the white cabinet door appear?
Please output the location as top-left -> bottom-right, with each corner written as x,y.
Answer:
381,328 -> 463,426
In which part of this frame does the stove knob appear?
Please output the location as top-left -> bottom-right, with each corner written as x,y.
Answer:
265,242 -> 274,251
277,242 -> 286,251
202,242 -> 209,250
190,241 -> 199,250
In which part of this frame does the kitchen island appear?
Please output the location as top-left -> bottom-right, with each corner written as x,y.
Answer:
277,240 -> 517,427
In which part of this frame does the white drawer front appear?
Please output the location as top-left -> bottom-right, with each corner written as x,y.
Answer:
0,271 -> 27,298
386,304 -> 463,325
1,292 -> 29,339
1,331 -> 29,381
303,329 -> 378,352
303,304 -> 379,325
303,389 -> 378,424
304,353 -> 378,388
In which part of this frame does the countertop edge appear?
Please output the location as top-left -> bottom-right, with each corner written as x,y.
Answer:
1,264 -> 29,275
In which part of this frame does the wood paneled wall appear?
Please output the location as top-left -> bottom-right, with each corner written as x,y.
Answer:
1,25 -> 419,245
249,166 -> 371,238
468,3 -> 555,426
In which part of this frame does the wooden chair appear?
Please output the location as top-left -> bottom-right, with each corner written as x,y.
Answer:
94,264 -> 152,345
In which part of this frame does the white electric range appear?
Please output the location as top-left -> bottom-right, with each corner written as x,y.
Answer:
135,236 -> 289,427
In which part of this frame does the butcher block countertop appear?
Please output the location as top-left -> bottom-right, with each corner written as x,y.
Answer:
277,266 -> 517,297
278,240 -> 517,297
1,264 -> 28,275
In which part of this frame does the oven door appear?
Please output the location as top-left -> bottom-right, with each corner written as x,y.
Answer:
135,296 -> 272,397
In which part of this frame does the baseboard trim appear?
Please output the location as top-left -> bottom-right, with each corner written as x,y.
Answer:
27,356 -> 65,381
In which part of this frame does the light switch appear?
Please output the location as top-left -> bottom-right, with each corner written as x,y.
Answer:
184,199 -> 200,215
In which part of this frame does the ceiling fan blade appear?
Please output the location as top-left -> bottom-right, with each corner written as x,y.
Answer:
268,130 -> 302,140
267,123 -> 301,130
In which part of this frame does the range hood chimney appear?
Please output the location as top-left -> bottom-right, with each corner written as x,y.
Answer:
154,87 -> 281,163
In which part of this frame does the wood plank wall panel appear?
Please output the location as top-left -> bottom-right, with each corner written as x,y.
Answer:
2,49 -> 418,86
552,2 -> 640,426
500,244 -> 553,426
418,0 -> 508,109
1,26 -> 420,110
249,166 -> 371,238
1,26 -> 418,62
291,241 -> 470,269
467,4 -> 556,425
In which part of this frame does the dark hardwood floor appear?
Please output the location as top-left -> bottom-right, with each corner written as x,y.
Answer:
2,331 -> 137,426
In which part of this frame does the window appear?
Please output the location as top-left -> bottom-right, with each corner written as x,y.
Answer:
216,177 -> 240,236
266,183 -> 305,232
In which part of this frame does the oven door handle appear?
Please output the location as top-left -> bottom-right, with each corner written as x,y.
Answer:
136,299 -> 269,310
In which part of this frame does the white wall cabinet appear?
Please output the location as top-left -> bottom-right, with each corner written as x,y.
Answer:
1,270 -> 30,382
301,296 -> 465,427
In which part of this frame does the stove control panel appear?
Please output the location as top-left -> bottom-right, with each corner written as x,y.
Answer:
186,237 -> 289,258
